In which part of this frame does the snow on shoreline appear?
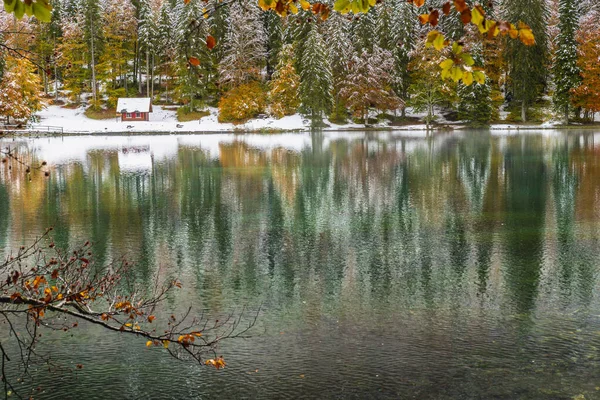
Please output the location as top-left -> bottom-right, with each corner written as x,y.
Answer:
29,105 -> 369,134
23,105 -> 600,135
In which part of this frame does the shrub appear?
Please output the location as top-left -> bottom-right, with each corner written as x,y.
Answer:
218,82 -> 267,123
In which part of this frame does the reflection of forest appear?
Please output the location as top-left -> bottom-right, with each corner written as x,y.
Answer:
1,133 -> 599,316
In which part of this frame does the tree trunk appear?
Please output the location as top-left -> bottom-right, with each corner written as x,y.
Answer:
564,104 -> 569,125
90,16 -> 97,106
521,101 -> 527,122
146,50 -> 150,97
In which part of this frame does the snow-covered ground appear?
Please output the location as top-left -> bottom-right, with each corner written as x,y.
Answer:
23,105 -> 600,135
28,105 -> 369,134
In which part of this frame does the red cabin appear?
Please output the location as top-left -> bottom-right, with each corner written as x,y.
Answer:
116,98 -> 152,122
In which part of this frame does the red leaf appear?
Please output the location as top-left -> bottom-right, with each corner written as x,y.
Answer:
206,35 -> 216,50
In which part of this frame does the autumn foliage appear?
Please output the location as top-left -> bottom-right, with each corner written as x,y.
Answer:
571,24 -> 600,118
218,81 -> 268,123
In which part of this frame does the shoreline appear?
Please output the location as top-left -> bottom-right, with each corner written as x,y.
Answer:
2,124 -> 600,137
1,104 -> 598,137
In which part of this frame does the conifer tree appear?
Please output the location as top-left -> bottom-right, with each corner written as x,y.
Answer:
352,7 -> 376,53
58,12 -> 88,102
457,48 -> 493,125
137,0 -> 157,96
81,0 -> 104,106
325,12 -> 352,122
390,0 -> 417,116
553,0 -> 580,123
173,0 -> 213,110
218,1 -> 266,90
502,0 -> 549,122
97,0 -> 136,103
156,1 -> 175,102
264,11 -> 284,79
299,23 -> 332,125
268,44 -> 300,118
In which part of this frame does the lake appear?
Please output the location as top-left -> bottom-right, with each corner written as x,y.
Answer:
1,130 -> 600,399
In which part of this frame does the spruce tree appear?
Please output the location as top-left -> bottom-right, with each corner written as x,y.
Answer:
553,0 -> 580,123
502,0 -> 549,122
299,23 -> 332,125
218,1 -> 266,89
352,7 -> 376,53
325,12 -> 352,122
173,0 -> 213,110
264,11 -> 284,79
391,0 -> 417,116
457,50 -> 493,126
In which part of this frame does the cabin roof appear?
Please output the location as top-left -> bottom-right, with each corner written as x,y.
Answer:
116,98 -> 152,113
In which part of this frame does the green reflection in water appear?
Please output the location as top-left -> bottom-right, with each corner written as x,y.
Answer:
1,131 -> 600,399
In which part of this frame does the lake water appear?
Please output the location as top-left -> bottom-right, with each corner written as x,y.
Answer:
1,131 -> 600,399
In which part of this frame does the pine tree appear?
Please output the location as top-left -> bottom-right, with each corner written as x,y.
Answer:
325,12 -> 352,122
58,12 -> 88,102
173,0 -> 213,110
0,57 -> 44,124
298,23 -> 332,125
218,1 -> 266,89
268,44 -> 300,118
502,0 -> 549,122
264,11 -> 284,79
352,7 -> 376,53
81,0 -> 104,106
97,0 -> 136,103
390,0 -> 417,116
340,46 -> 402,124
137,0 -> 157,96
156,0 -> 175,102
457,48 -> 493,125
552,0 -> 580,123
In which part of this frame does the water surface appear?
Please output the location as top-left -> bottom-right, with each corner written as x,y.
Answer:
1,131 -> 600,399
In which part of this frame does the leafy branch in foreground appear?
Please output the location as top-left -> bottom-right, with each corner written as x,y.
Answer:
0,229 -> 259,398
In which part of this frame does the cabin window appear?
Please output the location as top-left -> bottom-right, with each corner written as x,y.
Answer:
126,113 -> 131,118
136,112 -> 141,118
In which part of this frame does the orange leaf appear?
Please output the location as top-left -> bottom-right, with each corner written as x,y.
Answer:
442,2 -> 451,15
146,340 -> 153,347
412,0 -> 425,7
454,0 -> 468,12
147,315 -> 156,323
460,8 -> 471,24
429,9 -> 439,27
206,35 -> 216,50
189,57 -> 200,67
419,14 -> 429,24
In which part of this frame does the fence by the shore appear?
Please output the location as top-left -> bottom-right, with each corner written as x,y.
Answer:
0,125 -> 64,135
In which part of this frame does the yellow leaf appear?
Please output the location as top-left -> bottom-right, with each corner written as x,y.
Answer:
450,67 -> 463,82
471,6 -> 484,26
433,33 -> 446,50
300,0 -> 310,10
289,3 -> 298,13
462,71 -> 474,86
519,26 -> 535,46
439,59 -> 454,70
146,340 -> 153,347
124,323 -> 132,327
473,71 -> 486,84
163,340 -> 169,349
460,53 -> 475,66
